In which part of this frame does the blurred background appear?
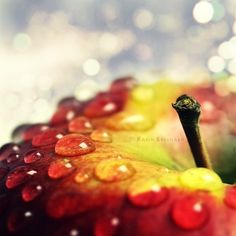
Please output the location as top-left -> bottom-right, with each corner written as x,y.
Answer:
0,0 -> 235,145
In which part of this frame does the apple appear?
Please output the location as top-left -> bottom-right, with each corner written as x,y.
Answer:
1,76 -> 236,235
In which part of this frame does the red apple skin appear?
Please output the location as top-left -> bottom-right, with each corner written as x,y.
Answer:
1,77 -> 236,235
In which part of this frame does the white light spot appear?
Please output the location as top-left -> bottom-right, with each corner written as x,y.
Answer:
111,217 -> 120,226
118,165 -> 128,173
133,9 -> 154,29
24,211 -> 33,218
218,42 -> 234,59
70,229 -> 79,236
151,184 -> 161,192
56,134 -> 64,139
193,202 -> 202,212
66,111 -> 75,121
83,59 -> 101,76
13,33 -> 32,52
193,1 -> 214,24
207,56 -> 225,73
65,162 -> 73,169
103,103 -> 116,112
227,59 -> 236,75
36,185 -> 42,191
84,121 -> 92,128
27,170 -> 37,176
79,142 -> 88,149
202,101 -> 214,112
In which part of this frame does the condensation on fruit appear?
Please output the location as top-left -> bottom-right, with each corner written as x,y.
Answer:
32,129 -> 64,147
22,183 -> 43,202
179,168 -> 223,192
6,166 -> 34,189
55,134 -> 96,156
127,178 -> 168,207
68,116 -> 93,134
94,159 -> 136,182
171,196 -> 209,230
90,128 -> 112,143
48,159 -> 75,179
5,153 -> 21,164
24,150 -> 44,164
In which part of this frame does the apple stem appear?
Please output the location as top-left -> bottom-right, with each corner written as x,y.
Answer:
172,94 -> 212,169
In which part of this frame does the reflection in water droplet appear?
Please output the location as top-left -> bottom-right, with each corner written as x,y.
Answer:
5,153 -> 21,164
91,128 -> 112,143
95,159 -> 136,182
70,229 -> 79,236
69,116 -> 93,134
24,150 -> 44,164
127,178 -> 168,207
48,159 -> 75,179
74,170 -> 91,184
55,134 -> 96,156
171,196 -> 209,230
22,183 -> 43,202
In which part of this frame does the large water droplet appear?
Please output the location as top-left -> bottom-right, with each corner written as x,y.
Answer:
84,92 -> 124,118
48,159 -> 75,179
127,178 -> 168,207
224,185 -> 236,208
95,159 -> 136,182
179,168 -> 223,192
22,183 -> 43,202
6,166 -> 33,189
7,208 -> 33,233
32,129 -> 64,147
106,112 -> 153,131
91,128 -> 112,143
171,196 -> 209,230
55,134 -> 96,156
24,150 -> 44,164
68,116 -> 93,134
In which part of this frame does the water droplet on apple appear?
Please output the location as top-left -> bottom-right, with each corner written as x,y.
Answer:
74,170 -> 91,184
94,216 -> 120,236
22,183 -> 43,202
224,185 -> 236,208
127,178 -> 168,207
84,92 -> 124,118
90,128 -> 112,143
179,168 -> 223,192
24,150 -> 44,164
55,134 -> 96,156
5,153 -> 21,164
48,159 -> 75,179
68,116 -> 93,134
95,159 -> 135,182
171,196 -> 209,230
7,208 -> 33,233
106,112 -> 153,131
6,166 -> 33,189
50,107 -> 78,125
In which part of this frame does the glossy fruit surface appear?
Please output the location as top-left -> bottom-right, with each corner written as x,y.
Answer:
0,76 -> 236,235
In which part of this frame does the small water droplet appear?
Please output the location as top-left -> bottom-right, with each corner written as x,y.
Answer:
224,185 -> 236,208
94,216 -> 120,236
7,208 -> 34,233
50,107 -> 77,125
90,128 -> 112,143
5,153 -> 21,164
22,183 -> 43,202
0,143 -> 20,161
32,129 -> 64,147
74,170 -> 91,184
127,178 -> 168,207
171,196 -> 209,230
48,159 -> 75,179
95,159 -> 135,182
24,150 -> 44,164
55,134 -> 96,157
6,166 -> 32,189
23,124 -> 49,141
69,116 -> 93,134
